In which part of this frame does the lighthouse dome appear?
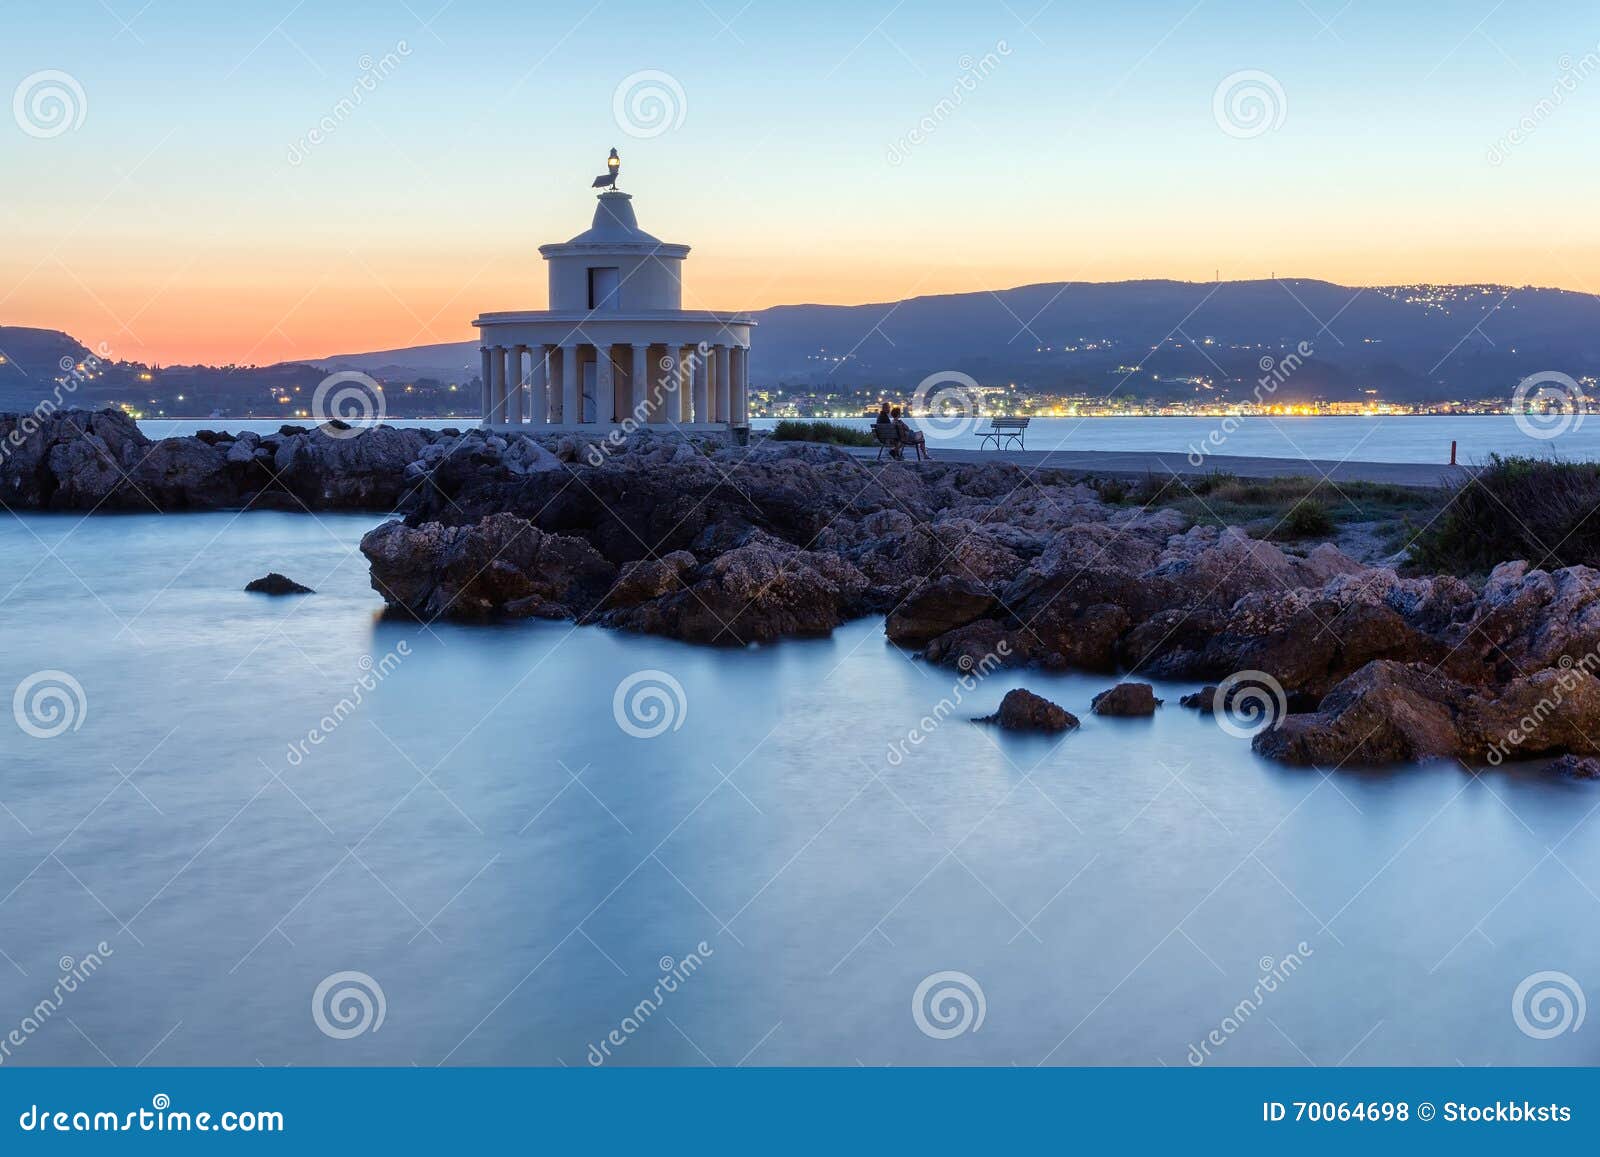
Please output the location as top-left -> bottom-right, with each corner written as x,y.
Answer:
539,191 -> 690,312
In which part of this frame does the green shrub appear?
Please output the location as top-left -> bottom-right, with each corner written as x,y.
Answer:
1092,477 -> 1131,503
769,419 -> 875,447
1266,499 -> 1335,540
1408,455 -> 1600,574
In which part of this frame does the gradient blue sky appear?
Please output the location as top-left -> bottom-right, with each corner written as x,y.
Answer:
4,0 -> 1598,363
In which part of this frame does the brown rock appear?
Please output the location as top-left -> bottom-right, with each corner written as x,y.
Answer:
886,576 -> 997,647
1091,682 -> 1162,715
360,512 -> 617,621
245,572 -> 313,595
975,688 -> 1079,733
1548,754 -> 1600,780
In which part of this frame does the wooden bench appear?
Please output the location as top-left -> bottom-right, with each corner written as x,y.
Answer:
872,424 -> 900,461
977,416 -> 1029,451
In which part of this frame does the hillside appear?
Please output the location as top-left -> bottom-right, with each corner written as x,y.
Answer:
11,277 -> 1600,413
308,278 -> 1600,404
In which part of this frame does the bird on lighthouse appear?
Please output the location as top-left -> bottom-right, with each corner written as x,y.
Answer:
591,148 -> 621,189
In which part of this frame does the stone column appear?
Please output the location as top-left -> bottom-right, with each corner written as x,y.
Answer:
546,346 -> 564,423
508,345 -> 526,425
630,343 -> 653,424
528,345 -> 548,425
595,344 -> 616,425
479,346 -> 491,425
562,343 -> 581,426
656,346 -> 680,426
691,346 -> 710,424
677,347 -> 693,422
489,346 -> 508,425
715,345 -> 732,426
732,345 -> 749,426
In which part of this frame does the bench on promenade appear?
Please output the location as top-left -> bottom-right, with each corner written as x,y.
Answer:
977,417 -> 1029,451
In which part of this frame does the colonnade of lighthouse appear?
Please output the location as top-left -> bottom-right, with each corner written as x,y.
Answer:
473,178 -> 754,433
478,338 -> 749,429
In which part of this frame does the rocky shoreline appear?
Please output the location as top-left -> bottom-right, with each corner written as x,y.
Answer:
7,408 -> 1600,771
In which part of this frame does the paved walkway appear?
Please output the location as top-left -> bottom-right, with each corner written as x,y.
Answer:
843,446 -> 1473,488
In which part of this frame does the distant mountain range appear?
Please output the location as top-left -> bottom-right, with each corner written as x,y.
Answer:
311,279 -> 1600,404
7,279 -> 1600,413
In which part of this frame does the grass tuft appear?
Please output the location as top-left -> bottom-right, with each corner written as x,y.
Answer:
769,419 -> 875,447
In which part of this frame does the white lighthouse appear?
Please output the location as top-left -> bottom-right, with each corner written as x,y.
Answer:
472,153 -> 754,433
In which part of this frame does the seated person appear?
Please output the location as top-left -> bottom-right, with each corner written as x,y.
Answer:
890,406 -> 931,460
873,403 -> 903,458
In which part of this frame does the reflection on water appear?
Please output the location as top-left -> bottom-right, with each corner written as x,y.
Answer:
1,512 -> 1597,1066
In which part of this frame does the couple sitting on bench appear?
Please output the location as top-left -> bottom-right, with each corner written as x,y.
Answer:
873,403 -> 932,461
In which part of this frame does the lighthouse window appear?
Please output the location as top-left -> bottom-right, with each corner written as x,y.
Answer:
588,266 -> 620,311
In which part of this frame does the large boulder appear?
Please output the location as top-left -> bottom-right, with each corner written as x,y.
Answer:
273,424 -> 431,509
1253,660 -> 1600,766
885,576 -> 997,647
1449,562 -> 1600,681
129,437 -> 234,508
359,512 -> 617,620
975,688 -> 1078,733
1091,682 -> 1162,715
923,619 -> 1025,672
606,538 -> 872,645
1252,661 -> 1468,765
602,551 -> 698,609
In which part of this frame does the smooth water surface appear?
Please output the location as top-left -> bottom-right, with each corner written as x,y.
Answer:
140,415 -> 1599,466
1,512 -> 1597,1066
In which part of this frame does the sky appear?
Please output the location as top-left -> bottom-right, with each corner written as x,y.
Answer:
3,0 -> 1600,365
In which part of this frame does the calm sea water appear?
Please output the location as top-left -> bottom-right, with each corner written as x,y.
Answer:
139,415 -> 1598,466
2,512 -> 1597,1066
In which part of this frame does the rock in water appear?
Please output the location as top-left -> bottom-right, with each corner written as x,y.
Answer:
1091,682 -> 1162,715
359,513 -> 617,621
1548,754 -> 1600,780
1180,686 -> 1219,711
885,576 -> 997,647
975,689 -> 1079,733
245,572 -> 314,595
1251,659 -> 1600,767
